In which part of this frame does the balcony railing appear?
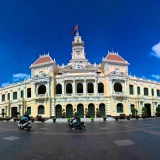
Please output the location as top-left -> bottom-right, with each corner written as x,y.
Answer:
66,94 -> 72,96
36,94 -> 47,99
113,92 -> 125,96
56,94 -> 62,97
77,93 -> 83,96
98,93 -> 104,96
87,93 -> 94,96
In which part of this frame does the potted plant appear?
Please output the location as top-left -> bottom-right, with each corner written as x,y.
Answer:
127,116 -> 130,120
41,118 -> 44,122
136,115 -> 139,119
103,116 -> 107,121
91,117 -> 94,122
36,115 -> 42,121
67,117 -> 70,122
62,109 -> 66,118
1,112 -> 5,118
84,108 -> 90,118
131,108 -> 138,118
142,106 -> 148,119
96,108 -> 100,118
155,106 -> 160,117
115,116 -> 118,121
73,109 -> 76,116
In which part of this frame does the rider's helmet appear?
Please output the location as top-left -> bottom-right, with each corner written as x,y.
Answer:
23,114 -> 26,117
75,112 -> 78,115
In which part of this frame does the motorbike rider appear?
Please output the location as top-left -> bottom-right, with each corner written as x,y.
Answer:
20,114 -> 28,128
72,112 -> 81,128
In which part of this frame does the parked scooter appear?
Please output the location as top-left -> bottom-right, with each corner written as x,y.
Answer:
66,119 -> 86,131
18,121 -> 32,132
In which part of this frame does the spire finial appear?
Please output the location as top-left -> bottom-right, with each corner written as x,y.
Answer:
76,31 -> 79,36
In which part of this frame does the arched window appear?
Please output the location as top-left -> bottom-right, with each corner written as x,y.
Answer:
27,107 -> 31,114
38,105 -> 44,114
27,88 -> 31,98
56,84 -> 62,94
38,85 -> 46,94
98,83 -> 104,93
13,92 -> 17,100
66,83 -> 72,94
144,88 -> 148,96
77,83 -> 83,93
88,83 -> 94,93
117,103 -> 123,113
2,94 -> 5,101
129,85 -> 134,95
114,82 -> 122,92
7,93 -> 10,100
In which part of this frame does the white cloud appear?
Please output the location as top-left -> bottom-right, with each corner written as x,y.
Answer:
1,73 -> 30,88
1,82 -> 11,87
151,74 -> 160,80
13,73 -> 30,82
150,42 -> 160,58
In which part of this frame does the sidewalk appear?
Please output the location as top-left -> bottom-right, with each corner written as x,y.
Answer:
45,117 -> 115,123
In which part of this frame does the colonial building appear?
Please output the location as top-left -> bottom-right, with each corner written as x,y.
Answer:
0,32 -> 160,118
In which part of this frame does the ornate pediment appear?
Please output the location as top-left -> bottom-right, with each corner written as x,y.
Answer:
110,68 -> 125,75
32,71 -> 49,80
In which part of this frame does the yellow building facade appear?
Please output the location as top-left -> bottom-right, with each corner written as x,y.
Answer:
0,32 -> 160,118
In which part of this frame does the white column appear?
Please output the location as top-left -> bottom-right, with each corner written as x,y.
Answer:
23,86 -> 26,99
84,78 -> 86,96
33,83 -> 36,96
94,78 -> 98,96
148,87 -> 150,97
124,80 -> 127,94
5,106 -> 7,115
138,102 -> 141,115
48,81 -> 50,97
154,87 -> 157,97
73,79 -> 76,96
10,90 -> 13,100
18,88 -> 20,99
128,101 -> 131,114
62,80 -> 64,96
134,83 -> 137,96
140,84 -> 144,96
51,103 -> 55,116
110,80 -> 112,95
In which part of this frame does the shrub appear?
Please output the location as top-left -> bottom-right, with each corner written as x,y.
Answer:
142,107 -> 148,117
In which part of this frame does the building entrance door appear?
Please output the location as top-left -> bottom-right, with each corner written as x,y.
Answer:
77,104 -> 84,118
145,103 -> 151,117
11,107 -> 17,118
88,104 -> 95,117
66,104 -> 73,118
99,104 -> 105,117
56,105 -> 62,118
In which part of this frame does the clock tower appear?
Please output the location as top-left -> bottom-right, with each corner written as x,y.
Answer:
71,31 -> 86,60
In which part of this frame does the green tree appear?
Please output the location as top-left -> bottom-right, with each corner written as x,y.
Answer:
142,107 -> 148,117
156,106 -> 160,117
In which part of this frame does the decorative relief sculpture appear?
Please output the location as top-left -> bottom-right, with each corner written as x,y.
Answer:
72,62 -> 86,69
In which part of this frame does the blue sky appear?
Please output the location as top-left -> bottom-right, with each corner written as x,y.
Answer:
0,0 -> 160,87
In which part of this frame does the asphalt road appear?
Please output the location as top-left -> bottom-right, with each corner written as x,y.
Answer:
0,118 -> 160,160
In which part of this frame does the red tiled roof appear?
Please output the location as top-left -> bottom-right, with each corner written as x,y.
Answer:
33,56 -> 53,65
106,54 -> 126,62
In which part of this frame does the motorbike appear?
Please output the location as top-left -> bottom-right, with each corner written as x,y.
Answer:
18,121 -> 32,132
66,119 -> 86,131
